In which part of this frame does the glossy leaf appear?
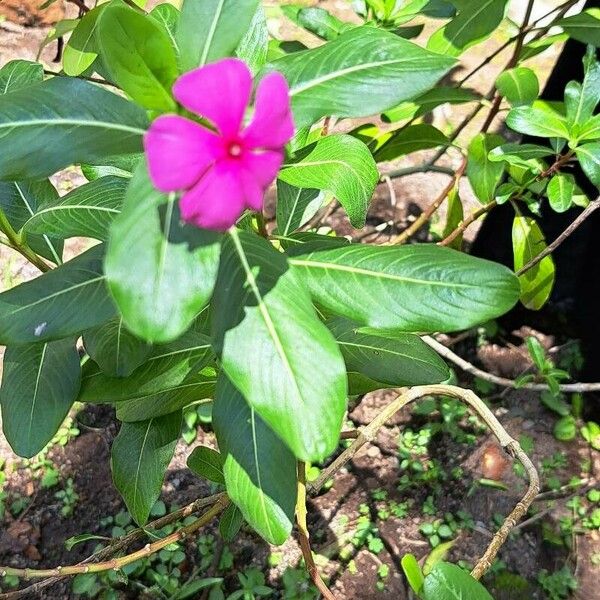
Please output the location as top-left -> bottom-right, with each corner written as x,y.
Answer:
0,60 -> 43,93
63,5 -> 106,76
279,135 -> 378,229
187,446 -> 225,485
83,317 -> 151,377
382,87 -> 479,123
401,554 -> 425,596
275,181 -> 323,236
327,316 -> 450,392
266,25 -> 455,129
176,0 -> 259,71
0,180 -> 63,264
496,67 -> 539,106
557,9 -> 600,47
547,173 -> 575,213
576,142 -> 600,187
219,504 -> 244,542
212,375 -> 297,545
506,103 -> 570,140
565,47 -> 600,127
289,7 -> 352,40
513,216 -> 555,310
150,4 -> 180,54
422,562 -> 493,600
0,244 -> 115,345
212,230 -> 347,462
0,77 -> 148,180
375,124 -> 449,162
96,4 -> 178,111
290,244 -> 520,333
111,412 -> 181,525
467,133 -> 505,204
106,165 -> 221,343
0,339 -> 80,458
79,326 -> 213,403
236,4 -> 269,74
428,0 -> 509,57
23,176 -> 128,241
488,143 -> 554,166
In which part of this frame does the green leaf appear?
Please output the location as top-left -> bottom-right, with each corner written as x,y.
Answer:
565,47 -> 600,127
83,317 -> 151,377
111,412 -> 181,526
467,133 -> 506,204
96,4 -> 178,111
427,0 -> 509,57
212,229 -> 347,462
80,326 -> 213,403
290,244 -> 520,333
0,244 -> 115,345
118,390 -> 214,426
176,0 -> 259,72
488,143 -> 555,167
236,4 -> 269,74
275,181 -> 323,236
266,25 -> 455,129
63,5 -> 106,76
437,186 -> 463,250
401,554 -> 425,596
212,375 -> 296,545
576,142 -> 600,187
149,4 -> 180,54
375,124 -> 449,162
578,114 -> 600,142
326,316 -> 450,392
554,415 -> 577,441
496,67 -> 539,106
382,86 -> 479,123
106,165 -> 221,343
291,7 -> 352,40
0,339 -> 80,458
513,216 -> 555,311
219,504 -> 244,542
423,562 -> 493,600
0,180 -> 63,264
0,60 -> 43,93
23,176 -> 127,241
65,533 -> 110,551
520,33 -> 568,61
558,9 -> 600,47
279,135 -> 378,229
506,103 -> 570,140
547,173 -> 575,213
187,446 -> 225,484
0,77 -> 148,180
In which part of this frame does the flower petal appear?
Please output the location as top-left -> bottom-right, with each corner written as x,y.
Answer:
179,161 -> 246,231
242,150 -> 284,189
144,115 -> 220,192
243,72 -> 294,149
173,59 -> 252,138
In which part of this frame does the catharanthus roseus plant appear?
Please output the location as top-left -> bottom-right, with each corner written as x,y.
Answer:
0,0 -> 598,597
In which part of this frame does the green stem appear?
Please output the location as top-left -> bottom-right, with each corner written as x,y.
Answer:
0,210 -> 51,273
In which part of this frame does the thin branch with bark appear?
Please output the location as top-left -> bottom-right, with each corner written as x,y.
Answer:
423,336 -> 600,392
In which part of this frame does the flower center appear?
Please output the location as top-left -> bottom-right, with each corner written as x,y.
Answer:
228,142 -> 243,158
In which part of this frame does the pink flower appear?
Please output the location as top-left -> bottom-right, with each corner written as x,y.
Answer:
144,58 -> 294,231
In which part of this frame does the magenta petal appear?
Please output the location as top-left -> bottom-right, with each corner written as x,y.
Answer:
180,162 -> 246,231
242,150 -> 284,189
144,115 -> 219,192
239,170 -> 264,212
243,72 -> 294,149
173,59 -> 252,138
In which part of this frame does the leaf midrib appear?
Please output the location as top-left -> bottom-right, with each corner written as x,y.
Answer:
0,119 -> 145,136
290,257 -> 475,289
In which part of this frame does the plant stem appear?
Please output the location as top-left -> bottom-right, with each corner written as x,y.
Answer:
439,200 -> 497,247
516,198 -> 600,276
422,335 -> 600,392
389,158 -> 466,245
308,385 -> 539,580
0,496 -> 229,582
296,462 -> 336,600
0,210 -> 50,273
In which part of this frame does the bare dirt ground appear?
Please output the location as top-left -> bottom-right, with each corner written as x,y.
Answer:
0,2 -> 599,599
